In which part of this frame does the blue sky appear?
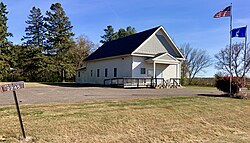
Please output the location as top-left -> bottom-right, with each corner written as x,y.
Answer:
2,0 -> 250,77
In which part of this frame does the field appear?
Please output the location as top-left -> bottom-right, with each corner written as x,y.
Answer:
0,96 -> 249,143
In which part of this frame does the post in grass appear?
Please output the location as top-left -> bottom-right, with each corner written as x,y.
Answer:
0,81 -> 26,139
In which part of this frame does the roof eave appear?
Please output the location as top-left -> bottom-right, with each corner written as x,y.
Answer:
160,28 -> 185,59
131,26 -> 162,55
84,54 -> 131,62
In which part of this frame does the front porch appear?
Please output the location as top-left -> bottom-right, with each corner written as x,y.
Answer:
145,53 -> 181,79
104,77 -> 180,88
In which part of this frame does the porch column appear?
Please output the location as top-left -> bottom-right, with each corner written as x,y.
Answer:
153,61 -> 156,79
176,64 -> 178,78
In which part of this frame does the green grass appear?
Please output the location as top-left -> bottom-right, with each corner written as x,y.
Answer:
185,85 -> 217,90
0,82 -> 80,87
0,96 -> 249,143
0,82 -> 50,87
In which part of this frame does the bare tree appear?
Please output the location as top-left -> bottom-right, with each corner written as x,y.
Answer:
215,42 -> 250,78
68,35 -> 97,69
180,43 -> 212,85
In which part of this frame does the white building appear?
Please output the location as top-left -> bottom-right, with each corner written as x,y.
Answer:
76,26 -> 185,87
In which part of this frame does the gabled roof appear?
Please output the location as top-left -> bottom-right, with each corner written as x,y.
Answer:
153,52 -> 178,61
85,26 -> 161,61
145,53 -> 180,65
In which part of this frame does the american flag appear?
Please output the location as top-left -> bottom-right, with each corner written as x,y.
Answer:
213,6 -> 231,18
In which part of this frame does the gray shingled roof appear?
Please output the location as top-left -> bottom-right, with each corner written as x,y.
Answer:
85,26 -> 160,61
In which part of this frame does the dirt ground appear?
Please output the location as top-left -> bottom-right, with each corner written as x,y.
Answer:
0,86 -> 222,105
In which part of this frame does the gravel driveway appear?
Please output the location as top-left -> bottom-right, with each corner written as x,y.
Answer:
0,86 -> 222,105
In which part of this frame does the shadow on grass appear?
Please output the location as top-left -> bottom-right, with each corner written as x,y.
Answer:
198,93 -> 250,100
197,94 -> 230,98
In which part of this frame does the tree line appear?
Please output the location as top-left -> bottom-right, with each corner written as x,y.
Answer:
100,25 -> 136,43
180,42 -> 250,85
0,2 -> 136,82
0,2 -> 93,82
2,2 -> 246,84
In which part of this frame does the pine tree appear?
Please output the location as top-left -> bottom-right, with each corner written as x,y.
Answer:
0,2 -> 12,44
116,28 -> 127,39
100,25 -> 117,44
44,3 -> 75,81
22,6 -> 46,48
12,45 -> 58,82
126,26 -> 136,35
44,3 -> 74,52
100,25 -> 136,44
116,26 -> 136,39
0,2 -> 13,81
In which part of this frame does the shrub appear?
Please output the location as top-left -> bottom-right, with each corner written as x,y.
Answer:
247,84 -> 250,90
215,76 -> 243,95
190,78 -> 215,86
180,76 -> 187,85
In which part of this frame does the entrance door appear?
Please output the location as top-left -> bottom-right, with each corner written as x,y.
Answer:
147,69 -> 163,78
156,70 -> 163,78
147,69 -> 153,77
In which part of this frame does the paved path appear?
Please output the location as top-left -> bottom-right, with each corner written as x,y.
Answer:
0,86 -> 223,105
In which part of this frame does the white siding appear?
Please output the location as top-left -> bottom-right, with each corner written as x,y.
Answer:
132,56 -> 180,80
162,64 -> 178,80
155,30 -> 180,57
134,30 -> 181,58
132,56 -> 152,78
76,69 -> 87,83
76,56 -> 133,84
135,33 -> 167,55
76,56 -> 181,84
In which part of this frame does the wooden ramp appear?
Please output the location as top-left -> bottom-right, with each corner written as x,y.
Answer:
104,78 -> 181,88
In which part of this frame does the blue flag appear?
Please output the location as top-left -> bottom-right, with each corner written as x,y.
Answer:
231,26 -> 247,38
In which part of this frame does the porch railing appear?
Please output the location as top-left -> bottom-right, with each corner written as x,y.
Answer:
170,78 -> 181,88
104,77 -> 178,88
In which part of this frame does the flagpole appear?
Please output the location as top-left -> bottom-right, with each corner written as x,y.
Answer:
229,3 -> 233,95
244,25 -> 248,85
245,25 -> 248,58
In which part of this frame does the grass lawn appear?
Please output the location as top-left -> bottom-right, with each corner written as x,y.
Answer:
185,85 -> 217,90
0,82 -> 50,87
0,82 -> 86,87
0,96 -> 249,143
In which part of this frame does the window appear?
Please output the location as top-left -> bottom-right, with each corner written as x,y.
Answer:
140,68 -> 146,74
78,71 -> 80,77
105,68 -> 108,77
114,68 -> 117,77
91,70 -> 93,77
97,69 -> 100,77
